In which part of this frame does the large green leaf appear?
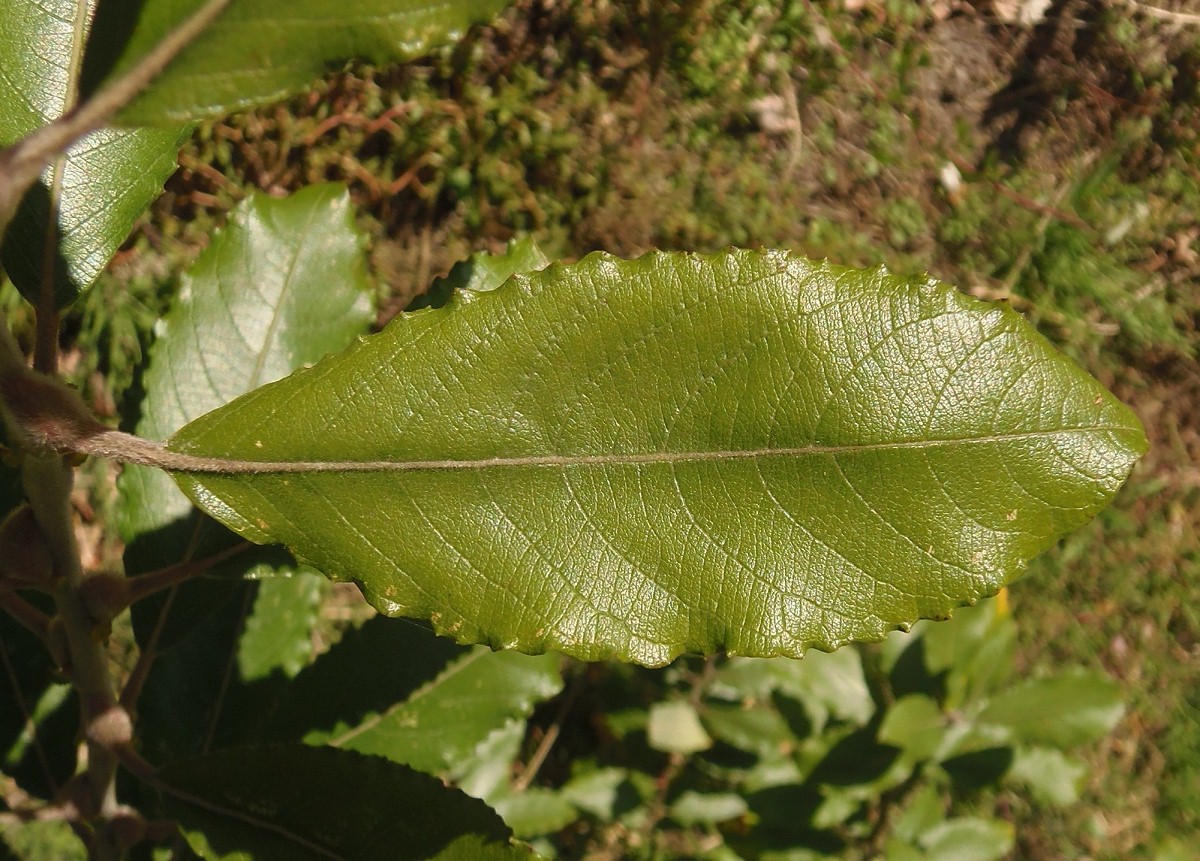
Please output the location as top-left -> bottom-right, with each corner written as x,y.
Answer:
82,0 -> 515,126
159,745 -> 530,860
168,250 -> 1147,666
118,183 -> 372,647
0,0 -> 186,306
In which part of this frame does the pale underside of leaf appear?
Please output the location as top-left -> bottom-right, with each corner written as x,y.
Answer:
119,184 -> 373,546
117,186 -> 372,655
169,250 -> 1147,666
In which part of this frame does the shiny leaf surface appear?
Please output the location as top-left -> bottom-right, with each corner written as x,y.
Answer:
83,0 -> 515,126
169,250 -> 1146,665
119,184 -> 372,646
0,0 -> 185,306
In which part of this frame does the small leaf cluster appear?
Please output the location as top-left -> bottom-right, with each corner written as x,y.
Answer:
479,596 -> 1120,859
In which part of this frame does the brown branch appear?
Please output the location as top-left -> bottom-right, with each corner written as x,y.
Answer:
512,678 -> 578,792
0,587 -> 51,641
119,586 -> 177,714
126,542 -> 251,605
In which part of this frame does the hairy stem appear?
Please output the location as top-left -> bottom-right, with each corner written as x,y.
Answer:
23,455 -> 123,818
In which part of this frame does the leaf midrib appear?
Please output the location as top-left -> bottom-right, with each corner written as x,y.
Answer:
169,426 -> 1135,475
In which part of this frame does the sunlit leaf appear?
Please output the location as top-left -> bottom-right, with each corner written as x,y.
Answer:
237,569 -> 326,681
977,671 -> 1124,747
669,791 -> 749,826
315,648 -> 562,775
1007,746 -> 1087,807
558,769 -> 635,821
878,694 -> 945,761
490,790 -> 577,841
119,184 -> 372,648
82,0 -> 515,126
918,817 -> 1013,861
0,0 -> 185,306
702,701 -> 796,761
648,700 -> 712,754
169,250 -> 1146,665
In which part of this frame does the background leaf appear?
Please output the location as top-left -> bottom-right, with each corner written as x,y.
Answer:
236,568 -> 327,681
83,0 -> 515,126
710,649 -> 873,730
119,183 -> 373,648
136,580 -> 261,763
490,790 -> 578,841
0,0 -> 186,307
256,616 -> 464,744
126,185 -> 374,770
1007,746 -> 1087,807
647,700 -> 712,754
977,671 -> 1125,747
314,647 -> 562,775
917,817 -> 1014,861
170,250 -> 1146,665
0,610 -> 77,802
159,745 -> 526,861
413,236 -> 551,310
252,613 -> 561,783
0,480 -> 75,804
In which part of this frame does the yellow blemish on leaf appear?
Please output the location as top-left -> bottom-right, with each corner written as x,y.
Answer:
1006,509 -> 1018,521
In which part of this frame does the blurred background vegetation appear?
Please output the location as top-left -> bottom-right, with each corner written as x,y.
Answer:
25,0 -> 1199,857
